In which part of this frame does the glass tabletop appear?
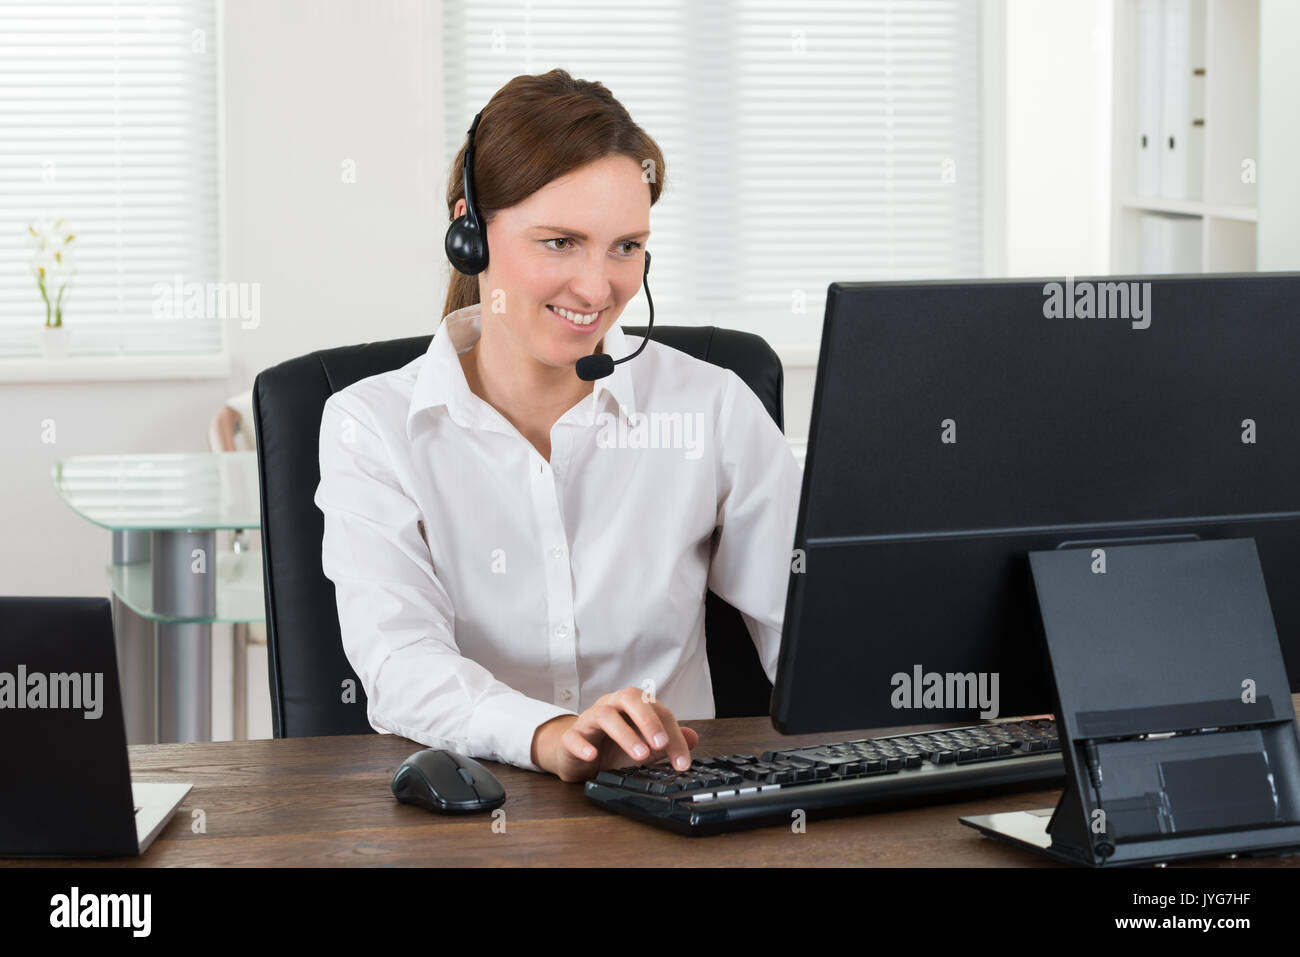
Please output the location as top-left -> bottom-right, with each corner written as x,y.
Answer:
52,452 -> 262,530
108,547 -> 266,623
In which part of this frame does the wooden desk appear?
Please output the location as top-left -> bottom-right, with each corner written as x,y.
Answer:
11,708 -> 1300,867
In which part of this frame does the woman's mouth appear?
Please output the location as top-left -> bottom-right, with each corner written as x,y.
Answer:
548,304 -> 604,332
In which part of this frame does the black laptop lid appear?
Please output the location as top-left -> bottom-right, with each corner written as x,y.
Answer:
0,596 -> 138,857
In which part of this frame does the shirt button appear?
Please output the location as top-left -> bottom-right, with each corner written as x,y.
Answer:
554,624 -> 569,639
560,689 -> 573,702
550,545 -> 565,559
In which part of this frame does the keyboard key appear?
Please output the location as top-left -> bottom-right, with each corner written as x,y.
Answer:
780,753 -> 820,765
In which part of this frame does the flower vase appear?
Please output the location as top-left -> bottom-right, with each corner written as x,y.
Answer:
38,321 -> 69,359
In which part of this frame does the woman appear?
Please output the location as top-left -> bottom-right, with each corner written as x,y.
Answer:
315,69 -> 802,781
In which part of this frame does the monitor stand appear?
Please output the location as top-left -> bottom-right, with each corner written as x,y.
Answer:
962,538 -> 1300,866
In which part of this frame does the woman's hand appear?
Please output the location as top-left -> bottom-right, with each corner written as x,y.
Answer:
531,686 -> 700,782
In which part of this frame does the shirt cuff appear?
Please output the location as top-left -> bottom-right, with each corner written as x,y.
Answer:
468,692 -> 578,773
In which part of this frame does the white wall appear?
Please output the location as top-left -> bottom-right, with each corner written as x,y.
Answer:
2,0 -> 447,590
1001,0 -> 1114,277
1258,0 -> 1300,269
0,0 -> 448,738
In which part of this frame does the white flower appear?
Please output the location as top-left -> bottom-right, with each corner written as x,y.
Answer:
27,217 -> 76,291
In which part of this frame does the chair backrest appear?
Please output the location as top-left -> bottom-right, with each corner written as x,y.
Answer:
252,326 -> 786,738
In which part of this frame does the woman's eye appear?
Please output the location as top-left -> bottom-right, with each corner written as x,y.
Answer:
543,238 -> 642,254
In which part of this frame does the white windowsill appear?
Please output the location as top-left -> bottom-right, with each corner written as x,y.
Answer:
0,352 -> 232,384
0,345 -> 812,385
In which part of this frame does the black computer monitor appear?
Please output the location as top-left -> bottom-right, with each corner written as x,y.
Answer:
773,272 -> 1300,735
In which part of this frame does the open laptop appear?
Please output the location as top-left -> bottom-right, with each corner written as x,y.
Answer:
0,596 -> 192,858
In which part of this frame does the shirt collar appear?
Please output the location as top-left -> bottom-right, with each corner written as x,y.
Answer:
406,300 -> 637,439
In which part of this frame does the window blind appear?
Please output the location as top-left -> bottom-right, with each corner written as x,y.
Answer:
441,0 -> 983,353
0,0 -> 220,359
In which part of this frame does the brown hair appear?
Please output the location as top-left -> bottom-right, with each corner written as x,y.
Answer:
442,69 -> 667,319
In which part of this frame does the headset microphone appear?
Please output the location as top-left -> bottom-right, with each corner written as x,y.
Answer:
575,249 -> 653,381
445,110 -> 657,383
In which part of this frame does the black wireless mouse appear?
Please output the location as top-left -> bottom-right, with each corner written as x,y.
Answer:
391,749 -> 506,814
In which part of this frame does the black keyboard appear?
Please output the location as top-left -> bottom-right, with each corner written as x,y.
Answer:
585,717 -> 1064,835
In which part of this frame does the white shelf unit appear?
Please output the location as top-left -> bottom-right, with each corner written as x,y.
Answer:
1110,0 -> 1260,273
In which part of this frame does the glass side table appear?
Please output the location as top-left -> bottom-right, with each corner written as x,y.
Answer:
52,452 -> 264,744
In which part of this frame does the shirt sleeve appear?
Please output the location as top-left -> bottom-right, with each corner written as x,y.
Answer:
706,369 -> 804,684
314,392 -> 577,772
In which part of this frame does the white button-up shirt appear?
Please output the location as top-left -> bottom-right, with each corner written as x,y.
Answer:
315,302 -> 802,772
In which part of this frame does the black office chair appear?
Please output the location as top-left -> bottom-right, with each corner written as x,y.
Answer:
252,325 -> 787,739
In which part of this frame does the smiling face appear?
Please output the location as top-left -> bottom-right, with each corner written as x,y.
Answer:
455,153 -> 651,372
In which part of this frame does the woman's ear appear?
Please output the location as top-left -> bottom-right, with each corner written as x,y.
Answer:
453,198 -> 467,220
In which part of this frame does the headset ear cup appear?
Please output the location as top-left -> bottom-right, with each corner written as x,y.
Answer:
445,217 -> 488,275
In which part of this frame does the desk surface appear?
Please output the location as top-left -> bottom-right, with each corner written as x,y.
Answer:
13,705 -> 1300,867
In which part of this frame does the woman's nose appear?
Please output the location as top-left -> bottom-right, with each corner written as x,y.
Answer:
567,254 -> 613,308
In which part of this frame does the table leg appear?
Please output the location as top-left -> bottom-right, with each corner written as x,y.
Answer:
152,529 -> 215,743
111,529 -> 157,745
232,621 -> 248,741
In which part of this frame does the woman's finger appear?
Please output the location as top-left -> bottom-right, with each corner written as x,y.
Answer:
560,724 -> 600,762
590,704 -> 655,761
615,687 -> 672,753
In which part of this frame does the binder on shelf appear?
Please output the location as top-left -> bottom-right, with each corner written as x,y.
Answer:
1135,0 -> 1163,197
1159,0 -> 1206,200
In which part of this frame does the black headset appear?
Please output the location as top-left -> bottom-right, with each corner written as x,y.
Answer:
444,110 -> 656,382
